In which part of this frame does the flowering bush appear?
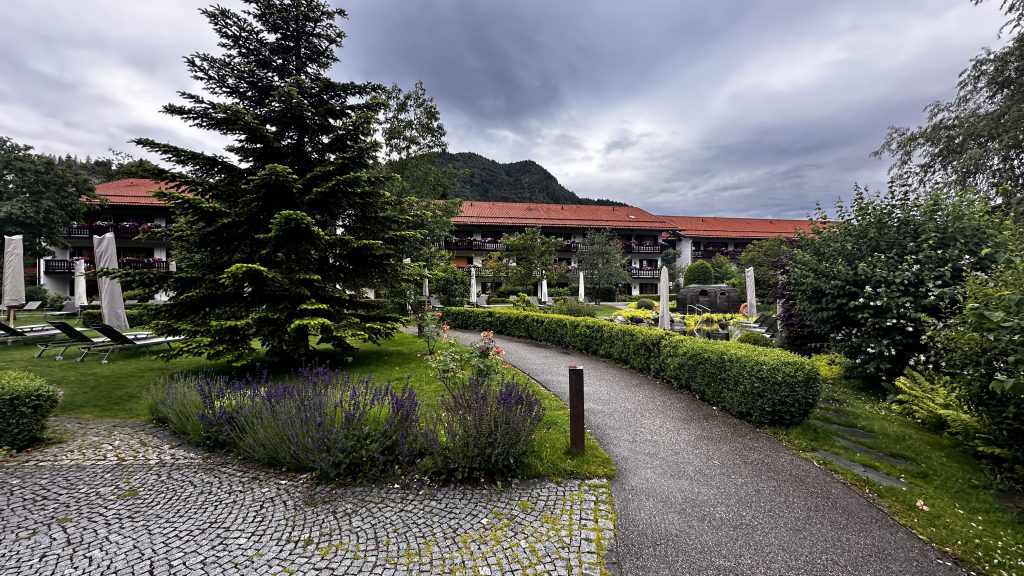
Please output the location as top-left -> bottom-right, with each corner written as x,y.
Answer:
424,376 -> 545,480
783,188 -> 997,381
150,366 -> 422,481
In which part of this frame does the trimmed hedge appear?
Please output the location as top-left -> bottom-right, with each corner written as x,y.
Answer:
441,308 -> 820,427
0,370 -> 61,450
736,331 -> 773,348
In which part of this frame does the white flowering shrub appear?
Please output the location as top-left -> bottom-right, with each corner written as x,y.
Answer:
782,187 -> 998,382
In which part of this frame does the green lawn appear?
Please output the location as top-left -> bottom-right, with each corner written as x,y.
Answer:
768,364 -> 1024,575
2,327 -> 614,480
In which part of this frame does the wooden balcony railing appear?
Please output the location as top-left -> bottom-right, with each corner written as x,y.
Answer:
43,259 -> 169,273
444,239 -> 506,251
692,248 -> 745,259
63,222 -> 165,240
629,267 -> 660,279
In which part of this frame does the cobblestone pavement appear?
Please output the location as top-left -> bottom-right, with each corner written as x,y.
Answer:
0,419 -> 616,576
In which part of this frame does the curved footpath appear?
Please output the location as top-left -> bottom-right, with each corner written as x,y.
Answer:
449,329 -> 964,576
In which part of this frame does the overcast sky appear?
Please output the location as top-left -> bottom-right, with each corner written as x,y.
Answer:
0,1 -> 1009,218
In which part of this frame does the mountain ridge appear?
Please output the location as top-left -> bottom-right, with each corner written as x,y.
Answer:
437,151 -> 625,206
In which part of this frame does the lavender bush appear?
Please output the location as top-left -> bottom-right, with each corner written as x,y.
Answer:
150,366 -> 421,481
425,376 -> 545,480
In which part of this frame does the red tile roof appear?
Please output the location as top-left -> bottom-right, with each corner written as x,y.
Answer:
92,179 -> 172,207
659,215 -> 812,239
454,201 -> 673,230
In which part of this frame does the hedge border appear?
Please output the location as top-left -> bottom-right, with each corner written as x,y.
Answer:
441,308 -> 820,427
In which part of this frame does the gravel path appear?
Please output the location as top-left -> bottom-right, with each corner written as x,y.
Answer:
1,418 -> 615,576
449,329 -> 964,576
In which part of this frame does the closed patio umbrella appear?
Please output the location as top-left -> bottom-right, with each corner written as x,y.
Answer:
744,266 -> 757,318
422,276 -> 429,298
578,270 -> 585,303
3,235 -> 25,325
73,258 -> 88,308
658,265 -> 671,330
93,232 -> 129,331
540,277 -> 548,304
469,266 -> 477,306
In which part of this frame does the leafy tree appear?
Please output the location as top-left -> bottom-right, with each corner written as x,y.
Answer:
495,227 -> 562,289
738,237 -> 794,303
660,248 -> 683,288
783,187 -> 998,382
431,263 -> 469,306
375,81 -> 461,284
874,5 -> 1024,210
130,0 -> 428,365
682,260 -> 714,285
0,136 -> 95,260
576,229 -> 628,304
709,253 -> 737,284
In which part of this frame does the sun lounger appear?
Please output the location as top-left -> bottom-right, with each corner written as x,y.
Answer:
428,295 -> 445,309
0,322 -> 61,342
43,301 -> 79,319
76,324 -> 185,363
20,301 -> 43,311
35,322 -> 151,360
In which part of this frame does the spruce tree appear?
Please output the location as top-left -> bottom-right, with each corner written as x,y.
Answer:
133,0 -> 424,364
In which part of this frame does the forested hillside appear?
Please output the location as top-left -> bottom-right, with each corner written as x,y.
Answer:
436,152 -> 625,205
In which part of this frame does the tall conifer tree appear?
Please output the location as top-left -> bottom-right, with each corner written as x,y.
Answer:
134,0 -> 423,364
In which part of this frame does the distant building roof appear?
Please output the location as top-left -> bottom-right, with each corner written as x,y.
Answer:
454,201 -> 673,230
659,215 -> 812,239
92,179 -> 173,207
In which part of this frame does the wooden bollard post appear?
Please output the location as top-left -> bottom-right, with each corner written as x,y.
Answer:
569,365 -> 585,455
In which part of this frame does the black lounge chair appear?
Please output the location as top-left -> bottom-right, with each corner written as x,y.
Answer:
0,322 -> 62,342
35,322 -> 151,360
76,324 -> 185,364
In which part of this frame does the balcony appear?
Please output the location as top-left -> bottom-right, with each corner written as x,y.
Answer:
63,222 -> 165,240
692,247 -> 745,259
444,238 -> 506,251
626,242 -> 664,254
629,267 -> 660,279
43,258 -> 169,274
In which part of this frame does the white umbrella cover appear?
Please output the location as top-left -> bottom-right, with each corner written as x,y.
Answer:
422,276 -> 430,298
540,277 -> 548,304
93,233 -> 129,330
578,270 -> 585,302
744,266 -> 758,317
658,265 -> 671,330
469,266 -> 477,306
3,235 -> 25,310
73,258 -> 88,308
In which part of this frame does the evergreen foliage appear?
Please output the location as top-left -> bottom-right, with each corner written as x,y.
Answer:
709,253 -> 737,284
131,0 -> 431,364
682,260 -> 714,285
495,227 -> 562,289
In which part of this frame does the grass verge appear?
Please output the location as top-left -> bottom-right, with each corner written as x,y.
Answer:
2,328 -> 614,480
767,364 -> 1024,576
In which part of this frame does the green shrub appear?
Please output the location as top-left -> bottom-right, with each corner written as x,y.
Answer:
546,300 -> 598,318
635,298 -> 656,310
496,286 -> 530,298
0,370 -> 61,450
548,287 -> 571,297
432,264 -> 469,306
683,261 -> 714,285
24,285 -> 65,309
441,308 -> 820,426
736,331 -> 773,347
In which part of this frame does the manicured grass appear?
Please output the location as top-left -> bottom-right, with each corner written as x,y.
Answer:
593,304 -> 622,318
3,327 -> 614,480
767,362 -> 1024,575
0,330 -> 221,420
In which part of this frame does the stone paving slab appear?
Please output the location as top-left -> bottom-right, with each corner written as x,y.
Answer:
834,437 -> 913,468
811,450 -> 909,488
1,419 -> 615,576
